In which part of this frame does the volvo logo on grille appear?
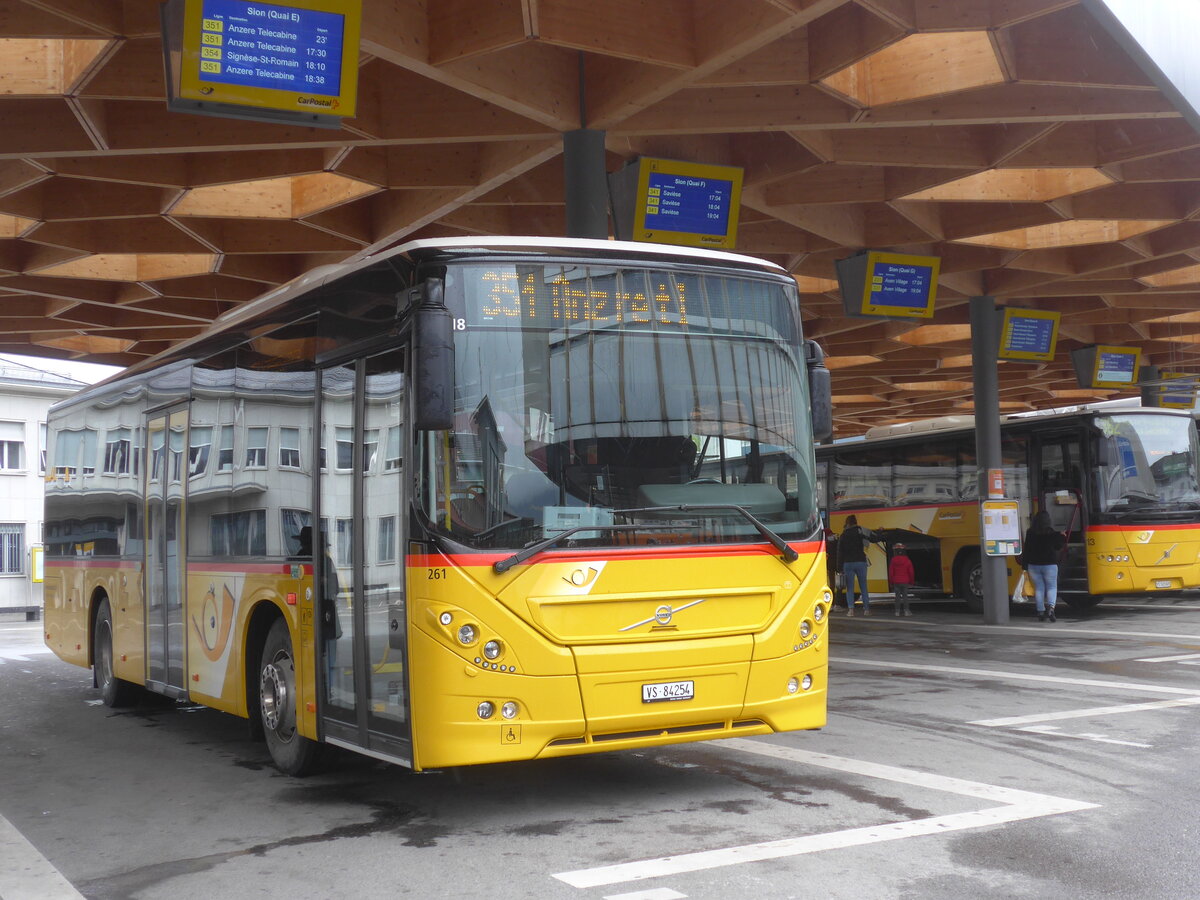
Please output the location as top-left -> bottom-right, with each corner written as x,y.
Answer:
620,598 -> 706,632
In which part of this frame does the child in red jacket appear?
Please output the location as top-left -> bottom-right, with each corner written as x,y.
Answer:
889,544 -> 915,617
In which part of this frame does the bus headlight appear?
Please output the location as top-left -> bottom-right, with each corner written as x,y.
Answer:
813,605 -> 825,623
477,701 -> 495,719
501,701 -> 519,719
483,640 -> 503,660
799,620 -> 812,638
439,612 -> 453,625
802,674 -> 813,691
822,589 -> 833,605
458,624 -> 478,645
787,677 -> 799,694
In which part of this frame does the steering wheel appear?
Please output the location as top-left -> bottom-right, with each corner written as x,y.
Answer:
687,477 -> 723,485
465,485 -> 485,500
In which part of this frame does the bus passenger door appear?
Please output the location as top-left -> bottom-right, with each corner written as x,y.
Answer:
1036,432 -> 1087,595
317,348 -> 411,762
145,406 -> 189,698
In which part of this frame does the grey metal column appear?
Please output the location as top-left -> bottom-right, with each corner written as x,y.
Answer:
563,129 -> 608,239
970,295 -> 1009,624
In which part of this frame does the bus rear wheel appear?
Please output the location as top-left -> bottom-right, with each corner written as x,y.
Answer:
259,618 -> 322,776
93,597 -> 138,707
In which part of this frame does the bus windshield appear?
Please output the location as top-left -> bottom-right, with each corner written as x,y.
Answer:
1095,413 -> 1200,515
422,261 -> 819,550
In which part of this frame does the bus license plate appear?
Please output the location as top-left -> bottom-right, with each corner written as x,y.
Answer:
642,680 -> 694,703
1155,579 -> 1172,589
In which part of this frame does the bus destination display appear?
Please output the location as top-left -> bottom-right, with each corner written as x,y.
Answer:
197,0 -> 344,96
999,308 -> 1059,362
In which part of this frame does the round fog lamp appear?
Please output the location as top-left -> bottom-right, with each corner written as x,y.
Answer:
787,677 -> 800,694
477,701 -> 495,719
457,624 -> 478,645
439,612 -> 453,626
483,640 -> 503,660
801,674 -> 813,691
501,701 -> 519,719
799,620 -> 812,638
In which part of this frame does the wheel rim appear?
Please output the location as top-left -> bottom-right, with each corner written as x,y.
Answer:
260,649 -> 296,741
96,618 -> 114,688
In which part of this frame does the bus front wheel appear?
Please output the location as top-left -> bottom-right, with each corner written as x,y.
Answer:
93,597 -> 138,707
957,551 -> 984,614
259,618 -> 322,776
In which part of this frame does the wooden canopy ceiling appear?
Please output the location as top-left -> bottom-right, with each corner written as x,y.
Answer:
3,0 -> 1200,436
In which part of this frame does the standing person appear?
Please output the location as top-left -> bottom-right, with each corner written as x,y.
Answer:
889,543 -> 915,616
837,514 -> 877,616
1021,510 -> 1067,622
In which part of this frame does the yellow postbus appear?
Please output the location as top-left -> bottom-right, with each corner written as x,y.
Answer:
817,405 -> 1200,612
44,237 -> 833,775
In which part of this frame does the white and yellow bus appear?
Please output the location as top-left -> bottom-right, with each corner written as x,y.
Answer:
44,237 -> 833,775
817,405 -> 1200,612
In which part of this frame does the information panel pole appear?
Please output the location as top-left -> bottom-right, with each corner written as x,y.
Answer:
563,129 -> 608,240
970,296 -> 1009,624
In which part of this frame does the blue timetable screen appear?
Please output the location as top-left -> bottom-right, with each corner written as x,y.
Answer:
1004,315 -> 1055,355
198,0 -> 344,96
643,173 -> 734,237
867,260 -> 933,309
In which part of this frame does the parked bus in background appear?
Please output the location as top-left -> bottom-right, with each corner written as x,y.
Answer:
816,405 -> 1200,612
43,237 -> 833,775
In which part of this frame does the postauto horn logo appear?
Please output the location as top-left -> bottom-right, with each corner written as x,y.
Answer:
297,95 -> 338,109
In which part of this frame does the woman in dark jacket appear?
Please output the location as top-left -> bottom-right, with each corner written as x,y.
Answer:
837,514 -> 878,616
1022,510 -> 1066,622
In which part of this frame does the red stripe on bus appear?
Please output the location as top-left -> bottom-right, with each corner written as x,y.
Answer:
407,541 -> 823,568
1088,523 -> 1200,533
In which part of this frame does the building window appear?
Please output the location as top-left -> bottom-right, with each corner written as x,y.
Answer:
245,426 -> 268,468
217,425 -> 234,472
39,423 -> 46,473
335,427 -> 353,470
210,510 -> 267,557
281,508 -> 312,557
336,517 -> 353,566
363,429 -> 379,472
279,427 -> 301,468
170,427 -> 185,482
0,524 -> 24,574
189,426 -> 212,477
0,421 -> 24,471
103,428 -> 132,474
81,429 -> 96,475
378,516 -> 396,562
384,426 -> 402,471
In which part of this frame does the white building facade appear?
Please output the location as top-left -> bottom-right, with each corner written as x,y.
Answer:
0,363 -> 85,617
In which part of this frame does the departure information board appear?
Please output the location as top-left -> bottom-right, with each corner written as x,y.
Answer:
197,0 -> 346,96
1096,347 -> 1140,385
837,251 -> 940,319
165,0 -> 360,126
999,308 -> 1059,362
626,158 -> 744,250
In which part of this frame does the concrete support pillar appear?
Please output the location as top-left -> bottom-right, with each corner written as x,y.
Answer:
970,296 -> 1010,624
563,129 -> 608,240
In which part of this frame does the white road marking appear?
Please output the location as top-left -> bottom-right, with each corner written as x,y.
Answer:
0,813 -> 86,900
552,740 -> 1097,890
833,657 -> 1200,697
852,619 -> 1200,640
970,696 -> 1200,727
1135,652 -> 1200,662
604,889 -> 687,900
1016,725 -> 1152,748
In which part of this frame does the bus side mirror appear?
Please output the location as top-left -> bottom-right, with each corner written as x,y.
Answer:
413,278 -> 454,431
805,339 -> 833,442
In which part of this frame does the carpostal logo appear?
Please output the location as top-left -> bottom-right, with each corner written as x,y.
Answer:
297,95 -> 338,109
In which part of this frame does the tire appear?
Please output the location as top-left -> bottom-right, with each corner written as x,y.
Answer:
259,618 -> 322,776
93,597 -> 139,707
957,551 -> 984,614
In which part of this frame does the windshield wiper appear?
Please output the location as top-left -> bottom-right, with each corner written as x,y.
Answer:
614,504 -> 800,563
492,523 -> 690,574
492,504 -> 800,573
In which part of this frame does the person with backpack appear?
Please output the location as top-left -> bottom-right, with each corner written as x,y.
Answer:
837,514 -> 879,616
